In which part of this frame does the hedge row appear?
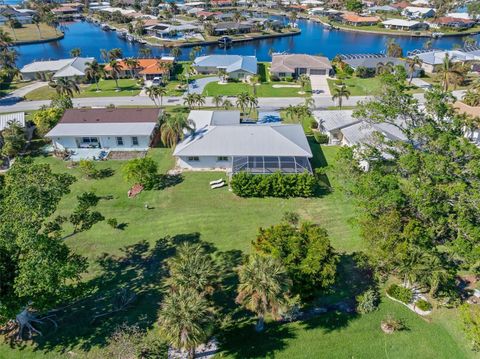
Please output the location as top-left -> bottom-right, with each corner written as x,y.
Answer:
230,171 -> 318,198
386,284 -> 413,304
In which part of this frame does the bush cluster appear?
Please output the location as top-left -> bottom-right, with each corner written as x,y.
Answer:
356,289 -> 380,314
313,132 -> 329,144
230,172 -> 318,198
415,299 -> 432,311
386,284 -> 413,304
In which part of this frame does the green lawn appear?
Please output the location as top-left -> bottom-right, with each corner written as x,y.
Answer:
0,23 -> 61,44
0,136 -> 475,357
0,80 -> 32,97
24,79 -> 141,101
328,77 -> 422,96
203,81 -> 310,97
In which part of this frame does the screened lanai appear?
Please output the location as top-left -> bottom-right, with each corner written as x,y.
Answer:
232,156 -> 312,175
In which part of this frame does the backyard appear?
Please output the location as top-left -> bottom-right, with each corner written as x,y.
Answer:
0,133 -> 475,357
0,23 -> 61,43
327,76 -> 423,96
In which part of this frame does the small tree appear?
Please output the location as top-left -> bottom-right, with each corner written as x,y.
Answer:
1,120 -> 26,160
32,106 -> 64,136
122,157 -> 158,189
78,160 -> 98,179
356,289 -> 380,314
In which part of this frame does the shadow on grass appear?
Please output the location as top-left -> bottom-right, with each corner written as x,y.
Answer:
29,233 -> 241,355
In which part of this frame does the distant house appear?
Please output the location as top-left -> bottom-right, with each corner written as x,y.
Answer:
410,49 -> 480,73
213,22 -> 253,35
367,5 -> 398,14
314,110 -> 407,147
104,57 -> 175,80
340,13 -> 380,26
192,55 -> 257,80
454,101 -> 480,145
145,23 -> 200,39
173,110 -> 313,173
46,108 -> 160,151
339,54 -> 421,77
0,112 -> 25,132
382,19 -> 429,31
402,6 -> 435,19
270,54 -> 332,78
430,17 -> 476,29
0,6 -> 34,24
20,57 -> 95,81
52,4 -> 82,19
391,1 -> 410,10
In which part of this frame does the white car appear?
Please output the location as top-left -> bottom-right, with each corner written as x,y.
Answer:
152,77 -> 161,86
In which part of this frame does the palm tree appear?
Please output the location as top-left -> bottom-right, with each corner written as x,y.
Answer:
160,114 -> 195,147
222,98 -> 233,109
0,29 -> 13,48
6,16 -> 17,41
166,242 -> 218,295
423,39 -> 433,50
171,47 -> 182,59
437,53 -> 466,91
108,48 -> 123,61
84,60 -> 103,92
406,56 -> 421,84
49,78 -> 80,97
217,68 -> 228,83
375,61 -> 394,76
386,38 -> 403,58
304,96 -> 315,109
331,82 -> 351,109
297,74 -> 310,93
146,86 -> 167,108
139,47 -> 152,58
158,60 -> 173,82
236,254 -> 291,332
462,89 -> 480,107
124,58 -> 140,79
212,95 -> 223,108
31,14 -> 42,39
247,94 -> 258,115
184,93 -> 197,109
236,92 -> 250,118
108,59 -> 122,90
158,286 -> 213,359
194,93 -> 206,108
70,48 -> 81,58
100,48 -> 109,63
249,75 -> 260,96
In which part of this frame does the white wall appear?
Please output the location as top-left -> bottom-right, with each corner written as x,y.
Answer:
177,156 -> 232,171
51,135 -> 151,150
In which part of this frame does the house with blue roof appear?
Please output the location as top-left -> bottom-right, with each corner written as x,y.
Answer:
192,55 -> 258,80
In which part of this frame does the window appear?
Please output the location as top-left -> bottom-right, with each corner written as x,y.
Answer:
116,137 -> 124,146
217,156 -> 228,162
81,137 -> 98,143
131,136 -> 139,146
188,156 -> 199,161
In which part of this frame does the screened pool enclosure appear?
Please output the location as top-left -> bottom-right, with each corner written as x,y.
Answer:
232,156 -> 312,175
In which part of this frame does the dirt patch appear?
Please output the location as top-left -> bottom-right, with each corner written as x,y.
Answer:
107,151 -> 147,160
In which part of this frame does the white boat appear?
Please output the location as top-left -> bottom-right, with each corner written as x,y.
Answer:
126,34 -> 135,42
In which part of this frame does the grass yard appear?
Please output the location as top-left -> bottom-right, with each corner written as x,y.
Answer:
0,23 -> 61,43
0,80 -> 32,97
0,137 -> 475,357
203,81 -> 310,97
328,77 -> 423,96
24,79 -> 141,101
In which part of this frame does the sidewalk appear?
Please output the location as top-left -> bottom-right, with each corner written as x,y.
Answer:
0,82 -> 47,104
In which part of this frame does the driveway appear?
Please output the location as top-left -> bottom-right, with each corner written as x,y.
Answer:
310,75 -> 331,97
0,81 -> 47,104
188,76 -> 219,95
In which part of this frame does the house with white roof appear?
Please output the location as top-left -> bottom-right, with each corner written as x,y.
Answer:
0,112 -> 25,132
382,19 -> 429,31
402,6 -> 435,19
409,49 -> 480,73
46,108 -> 160,151
173,110 -> 313,174
313,110 -> 361,145
192,55 -> 258,80
20,57 -> 95,81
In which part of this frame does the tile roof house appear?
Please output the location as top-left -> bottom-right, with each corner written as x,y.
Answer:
104,58 -> 174,80
430,16 -> 476,29
20,57 -> 95,81
270,54 -> 332,78
192,55 -> 258,79
173,110 -> 313,174
340,13 -> 381,26
46,108 -> 160,151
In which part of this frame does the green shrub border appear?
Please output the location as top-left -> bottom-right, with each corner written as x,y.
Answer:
386,284 -> 413,304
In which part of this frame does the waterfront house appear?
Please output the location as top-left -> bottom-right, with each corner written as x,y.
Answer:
367,5 -> 398,14
409,49 -> 480,73
382,19 -> 429,31
430,17 -> 476,29
52,4 -> 82,20
173,110 -> 313,173
46,108 -> 160,151
103,58 -> 174,81
145,23 -> 201,39
213,22 -> 253,35
340,13 -> 381,26
339,54 -> 421,77
192,55 -> 257,80
270,54 -> 332,78
0,6 -> 34,24
20,57 -> 95,81
402,6 -> 436,19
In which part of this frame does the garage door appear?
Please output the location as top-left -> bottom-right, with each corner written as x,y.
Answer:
310,69 -> 326,75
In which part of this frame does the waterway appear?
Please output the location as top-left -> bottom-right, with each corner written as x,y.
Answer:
13,17 -> 480,67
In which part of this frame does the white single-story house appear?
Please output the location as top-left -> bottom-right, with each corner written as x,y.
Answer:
270,54 -> 332,78
173,110 -> 313,174
402,6 -> 435,19
46,108 -> 160,151
313,110 -> 361,145
20,57 -> 95,81
192,55 -> 258,79
0,112 -> 25,132
409,49 -> 480,73
382,19 -> 429,31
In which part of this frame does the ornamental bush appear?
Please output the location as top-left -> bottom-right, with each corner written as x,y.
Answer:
356,289 -> 380,314
386,284 -> 413,304
314,132 -> 329,144
415,299 -> 432,311
230,171 -> 318,198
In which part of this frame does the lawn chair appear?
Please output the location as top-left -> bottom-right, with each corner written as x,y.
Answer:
209,178 -> 224,186
211,181 -> 225,189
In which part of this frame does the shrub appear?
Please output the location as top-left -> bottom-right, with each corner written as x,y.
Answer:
122,157 -> 158,189
314,132 -> 329,144
386,284 -> 413,304
355,66 -> 374,78
415,299 -> 432,311
381,314 -> 405,333
460,303 -> 480,351
310,119 -> 318,129
356,289 -> 380,314
107,218 -> 118,229
282,211 -> 300,226
230,172 -> 318,198
79,160 -> 98,179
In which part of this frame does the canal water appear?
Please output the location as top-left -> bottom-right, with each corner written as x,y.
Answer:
13,17 -> 479,66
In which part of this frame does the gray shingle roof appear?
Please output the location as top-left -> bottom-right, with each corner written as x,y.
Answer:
193,55 -> 258,74
313,110 -> 360,131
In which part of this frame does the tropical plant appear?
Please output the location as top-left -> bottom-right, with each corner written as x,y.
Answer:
222,98 -> 233,110
171,47 -> 182,59
406,56 -> 421,84
356,289 -> 380,314
70,48 -> 81,57
331,82 -> 351,108
146,86 -> 167,108
386,39 -> 403,58
437,53 -> 467,91
0,120 -> 25,160
124,58 -> 140,79
122,157 -> 158,189
212,95 -> 223,108
297,74 -> 310,93
236,254 -> 292,332
160,114 -> 195,147
84,60 -> 104,92
108,59 -> 122,90
49,78 -> 80,97
184,93 -> 197,109
463,89 -> 480,107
